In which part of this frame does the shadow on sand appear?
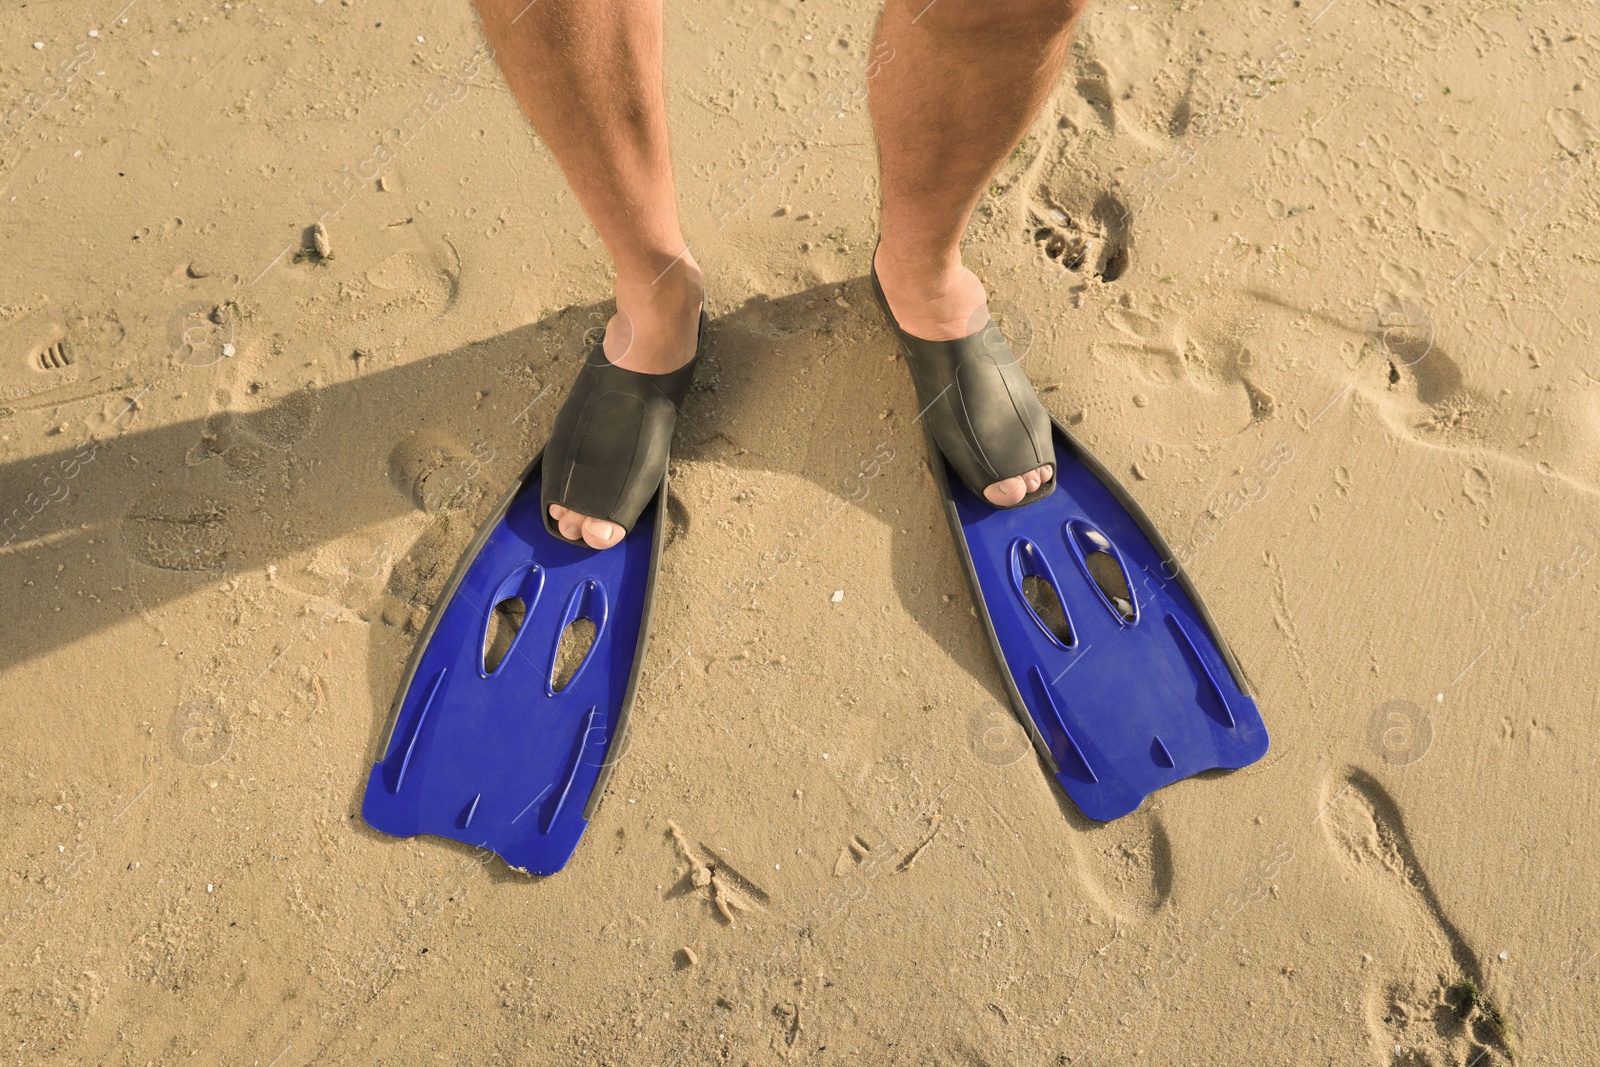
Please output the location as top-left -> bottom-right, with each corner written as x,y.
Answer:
2,280 -> 1006,746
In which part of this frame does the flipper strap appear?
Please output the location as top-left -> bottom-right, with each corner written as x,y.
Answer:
540,311 -> 704,542
870,268 -> 1054,507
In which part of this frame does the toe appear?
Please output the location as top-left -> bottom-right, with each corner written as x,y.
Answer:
983,475 -> 1028,507
983,465 -> 1054,507
582,518 -> 624,550
554,506 -> 587,542
551,504 -> 626,548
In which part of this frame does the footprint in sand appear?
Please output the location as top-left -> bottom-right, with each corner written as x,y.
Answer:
1353,300 -> 1502,456
1029,191 -> 1131,283
1347,295 -> 1600,489
186,390 -> 319,482
963,709 -> 1166,916
348,248 -> 461,348
386,431 -> 495,515
1259,287 -> 1595,485
120,487 -> 240,572
1317,770 -> 1512,1064
1067,808 -> 1173,921
1253,286 -> 1520,461
1545,107 -> 1599,155
31,336 -> 73,373
1368,301 -> 1468,408
236,387 -> 318,450
1012,64 -> 1134,286
1073,57 -> 1119,132
1028,22 -> 1200,240
2,307 -> 124,403
1035,296 -> 1269,444
1167,68 -> 1199,138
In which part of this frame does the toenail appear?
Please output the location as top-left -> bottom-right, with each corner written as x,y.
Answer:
592,522 -> 616,542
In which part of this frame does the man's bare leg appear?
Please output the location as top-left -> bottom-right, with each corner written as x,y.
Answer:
476,0 -> 702,549
870,0 -> 1089,506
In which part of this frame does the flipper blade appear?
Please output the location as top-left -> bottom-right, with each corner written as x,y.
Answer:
361,452 -> 661,874
940,418 -> 1270,820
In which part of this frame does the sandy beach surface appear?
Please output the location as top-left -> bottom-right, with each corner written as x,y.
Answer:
3,0 -> 1598,1062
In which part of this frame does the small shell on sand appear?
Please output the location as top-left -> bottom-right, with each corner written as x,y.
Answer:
312,221 -> 332,259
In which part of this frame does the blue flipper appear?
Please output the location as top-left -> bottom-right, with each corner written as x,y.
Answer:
361,451 -> 662,874
937,417 -> 1269,820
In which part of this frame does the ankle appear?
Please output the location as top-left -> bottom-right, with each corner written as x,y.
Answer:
615,246 -> 703,299
605,253 -> 704,372
616,256 -> 702,320
873,241 -> 961,294
873,243 -> 988,341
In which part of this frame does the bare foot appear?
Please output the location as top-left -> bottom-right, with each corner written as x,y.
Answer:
872,243 -> 1051,506
550,251 -> 705,549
